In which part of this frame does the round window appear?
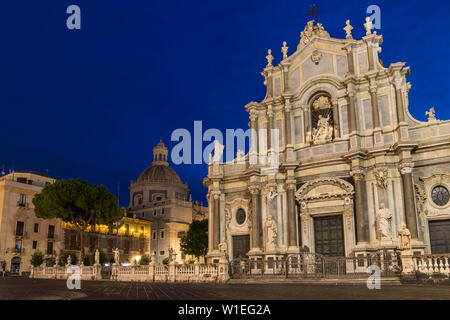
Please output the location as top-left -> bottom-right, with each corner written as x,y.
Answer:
431,185 -> 450,206
235,208 -> 246,225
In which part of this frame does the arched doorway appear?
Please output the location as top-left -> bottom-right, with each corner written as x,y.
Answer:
10,257 -> 21,275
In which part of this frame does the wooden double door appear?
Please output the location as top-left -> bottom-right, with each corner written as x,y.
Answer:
232,235 -> 250,259
314,215 -> 345,257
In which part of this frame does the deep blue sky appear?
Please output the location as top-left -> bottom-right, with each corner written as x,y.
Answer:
1,1 -> 449,206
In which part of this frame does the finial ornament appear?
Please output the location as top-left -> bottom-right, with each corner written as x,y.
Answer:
426,107 -> 437,122
344,19 -> 353,39
281,41 -> 288,60
266,49 -> 274,67
364,17 -> 373,36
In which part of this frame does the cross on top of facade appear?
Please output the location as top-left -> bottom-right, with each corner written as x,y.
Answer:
306,4 -> 321,21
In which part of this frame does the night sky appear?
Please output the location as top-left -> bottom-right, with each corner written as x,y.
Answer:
1,1 -> 449,206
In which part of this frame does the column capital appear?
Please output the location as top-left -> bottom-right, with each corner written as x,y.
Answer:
346,89 -> 356,97
285,180 -> 296,190
350,169 -> 365,181
399,162 -> 414,175
211,190 -> 221,200
248,185 -> 261,195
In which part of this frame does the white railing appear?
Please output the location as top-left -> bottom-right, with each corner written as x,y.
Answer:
31,265 -> 102,280
413,254 -> 450,276
113,262 -> 226,283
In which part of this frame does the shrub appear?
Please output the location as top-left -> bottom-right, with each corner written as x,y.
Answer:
139,255 -> 151,265
162,257 -> 169,265
45,256 -> 56,267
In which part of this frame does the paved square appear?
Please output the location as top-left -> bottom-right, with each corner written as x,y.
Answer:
1,278 -> 449,300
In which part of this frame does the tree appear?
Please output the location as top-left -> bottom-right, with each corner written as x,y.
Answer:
30,251 -> 44,267
139,254 -> 151,265
33,178 -> 124,262
180,219 -> 208,260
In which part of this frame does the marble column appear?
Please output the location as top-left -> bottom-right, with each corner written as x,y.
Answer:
249,186 -> 261,251
250,113 -> 258,165
213,192 -> 220,250
345,46 -> 355,75
332,98 -> 340,138
347,90 -> 357,134
284,103 -> 292,147
394,78 -> 405,123
267,108 -> 273,152
286,181 -> 297,248
370,86 -> 381,129
400,165 -> 418,239
352,170 -> 368,244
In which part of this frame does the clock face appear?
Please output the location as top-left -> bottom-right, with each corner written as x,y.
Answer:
431,186 -> 450,206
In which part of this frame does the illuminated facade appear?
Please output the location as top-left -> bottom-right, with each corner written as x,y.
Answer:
63,217 -> 151,264
0,172 -> 63,275
127,139 -> 207,264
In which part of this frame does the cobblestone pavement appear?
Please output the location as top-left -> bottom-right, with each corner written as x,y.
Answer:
0,278 -> 449,300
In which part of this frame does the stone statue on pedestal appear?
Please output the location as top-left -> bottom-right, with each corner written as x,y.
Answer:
398,224 -> 411,250
113,248 -> 120,265
66,255 -> 72,267
94,249 -> 100,265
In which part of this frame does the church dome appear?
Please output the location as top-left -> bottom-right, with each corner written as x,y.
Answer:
136,138 -> 183,185
137,165 -> 182,184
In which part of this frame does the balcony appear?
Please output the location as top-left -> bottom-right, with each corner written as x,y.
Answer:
14,231 -> 28,238
7,247 -> 25,254
16,202 -> 29,209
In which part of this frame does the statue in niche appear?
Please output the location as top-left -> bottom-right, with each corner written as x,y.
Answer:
264,215 -> 278,247
376,203 -> 392,241
312,114 -> 332,144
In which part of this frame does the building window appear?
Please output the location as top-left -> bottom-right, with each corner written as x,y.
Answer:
14,239 -> 22,252
153,211 -> 157,216
18,194 -> 26,206
48,225 -> 55,239
16,221 -> 24,236
124,240 -> 130,254
69,235 -> 78,250
34,223 -> 39,233
32,241 -> 37,250
431,186 -> 450,206
16,177 -> 26,183
160,251 -> 165,255
140,226 -> 144,235
161,208 -> 165,214
47,241 -> 53,255
152,231 -> 157,240
236,208 -> 246,225
160,231 -> 165,239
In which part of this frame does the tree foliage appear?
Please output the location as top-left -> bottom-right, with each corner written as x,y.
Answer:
45,256 -> 56,267
180,219 -> 208,259
32,178 -> 123,261
30,251 -> 44,267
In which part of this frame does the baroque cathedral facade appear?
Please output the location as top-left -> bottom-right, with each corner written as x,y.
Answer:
204,19 -> 450,263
